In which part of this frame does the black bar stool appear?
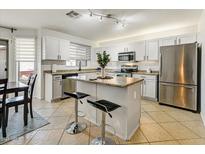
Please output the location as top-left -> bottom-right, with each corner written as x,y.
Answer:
64,92 -> 89,134
87,99 -> 121,145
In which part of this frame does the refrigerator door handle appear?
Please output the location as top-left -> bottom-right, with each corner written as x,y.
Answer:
160,54 -> 162,77
160,83 -> 195,89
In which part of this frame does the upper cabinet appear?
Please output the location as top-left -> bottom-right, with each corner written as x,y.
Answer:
42,36 -> 70,60
109,46 -> 122,61
177,34 -> 197,44
90,47 -> 102,65
145,39 -> 159,60
159,36 -> 177,46
133,41 -> 146,61
42,36 -> 59,60
159,34 -> 197,47
59,39 -> 70,60
90,33 -> 197,63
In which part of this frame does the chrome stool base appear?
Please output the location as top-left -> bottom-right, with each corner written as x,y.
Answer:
90,137 -> 116,145
66,122 -> 87,134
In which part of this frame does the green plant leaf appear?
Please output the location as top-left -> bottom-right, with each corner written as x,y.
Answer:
96,51 -> 110,68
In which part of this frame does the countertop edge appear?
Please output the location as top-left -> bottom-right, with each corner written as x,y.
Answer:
67,77 -> 144,88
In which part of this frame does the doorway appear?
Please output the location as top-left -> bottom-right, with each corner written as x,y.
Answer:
0,39 -> 8,79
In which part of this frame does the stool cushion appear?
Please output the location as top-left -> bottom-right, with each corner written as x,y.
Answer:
87,99 -> 121,113
64,92 -> 90,99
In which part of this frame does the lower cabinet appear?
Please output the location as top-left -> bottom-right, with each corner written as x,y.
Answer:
143,79 -> 157,99
45,73 -> 62,102
132,74 -> 158,101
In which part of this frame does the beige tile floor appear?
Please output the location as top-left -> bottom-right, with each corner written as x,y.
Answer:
4,98 -> 205,145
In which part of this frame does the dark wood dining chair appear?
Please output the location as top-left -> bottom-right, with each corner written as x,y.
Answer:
5,74 -> 37,126
0,79 -> 8,138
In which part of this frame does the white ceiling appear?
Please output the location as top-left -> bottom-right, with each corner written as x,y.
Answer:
0,9 -> 203,42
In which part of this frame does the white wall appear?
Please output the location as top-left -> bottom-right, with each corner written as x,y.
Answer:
198,11 -> 205,125
98,25 -> 198,46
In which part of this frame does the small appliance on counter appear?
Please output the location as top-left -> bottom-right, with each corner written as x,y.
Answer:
146,68 -> 152,73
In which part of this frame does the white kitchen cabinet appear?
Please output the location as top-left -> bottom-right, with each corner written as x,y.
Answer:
143,80 -> 156,98
134,41 -> 146,61
42,36 -> 70,60
59,39 -> 70,60
109,45 -> 124,61
42,36 -> 59,60
146,39 -> 159,60
159,36 -> 177,46
45,73 -> 62,102
159,34 -> 197,47
132,74 -> 158,101
91,47 -> 102,65
177,34 -> 197,44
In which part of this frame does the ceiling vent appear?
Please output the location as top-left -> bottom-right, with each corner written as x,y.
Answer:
66,10 -> 81,18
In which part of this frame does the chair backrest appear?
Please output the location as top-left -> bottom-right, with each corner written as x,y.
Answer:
0,79 -> 8,109
27,74 -> 37,100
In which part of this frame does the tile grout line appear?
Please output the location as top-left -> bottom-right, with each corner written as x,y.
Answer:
57,113 -> 74,145
143,108 -> 182,143
143,102 -> 203,142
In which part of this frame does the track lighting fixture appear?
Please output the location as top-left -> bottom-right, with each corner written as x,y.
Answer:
88,9 -> 126,28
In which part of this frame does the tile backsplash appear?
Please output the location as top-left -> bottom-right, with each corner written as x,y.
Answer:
137,61 -> 159,71
42,60 -> 159,72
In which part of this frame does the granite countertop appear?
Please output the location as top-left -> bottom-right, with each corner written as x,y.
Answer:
67,74 -> 143,88
44,69 -> 99,75
131,71 -> 159,76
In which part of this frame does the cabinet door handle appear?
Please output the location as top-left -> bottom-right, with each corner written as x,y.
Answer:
178,38 -> 181,44
160,54 -> 162,77
174,39 -> 177,45
147,56 -> 148,60
144,56 -> 145,60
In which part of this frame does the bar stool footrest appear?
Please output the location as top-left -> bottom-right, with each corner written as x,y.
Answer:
66,122 -> 87,134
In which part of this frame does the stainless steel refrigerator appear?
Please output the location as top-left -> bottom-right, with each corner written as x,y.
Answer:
159,42 -> 200,112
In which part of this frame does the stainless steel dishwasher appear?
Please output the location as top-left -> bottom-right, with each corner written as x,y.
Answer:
53,75 -> 63,100
62,73 -> 78,98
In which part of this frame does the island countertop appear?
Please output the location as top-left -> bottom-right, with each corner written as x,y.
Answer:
67,74 -> 143,88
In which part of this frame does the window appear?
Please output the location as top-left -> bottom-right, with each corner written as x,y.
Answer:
15,37 -> 36,83
66,42 -> 91,67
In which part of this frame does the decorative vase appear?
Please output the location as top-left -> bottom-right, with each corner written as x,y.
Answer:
101,67 -> 105,78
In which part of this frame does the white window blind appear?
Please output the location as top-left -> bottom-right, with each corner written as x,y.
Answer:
69,42 -> 91,60
15,37 -> 36,62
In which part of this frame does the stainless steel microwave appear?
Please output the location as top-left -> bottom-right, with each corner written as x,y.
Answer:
118,52 -> 135,61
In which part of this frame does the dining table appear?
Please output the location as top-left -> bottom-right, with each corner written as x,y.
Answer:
0,81 -> 29,126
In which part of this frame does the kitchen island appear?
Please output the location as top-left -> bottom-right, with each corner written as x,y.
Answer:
67,74 -> 143,140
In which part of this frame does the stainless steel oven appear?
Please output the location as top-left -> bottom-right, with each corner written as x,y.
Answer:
118,52 -> 135,61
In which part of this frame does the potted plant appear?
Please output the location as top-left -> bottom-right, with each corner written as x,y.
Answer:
96,51 -> 111,78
